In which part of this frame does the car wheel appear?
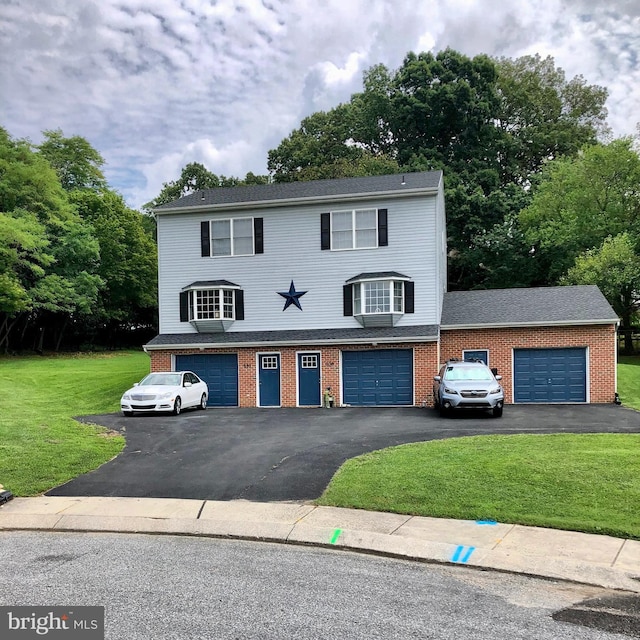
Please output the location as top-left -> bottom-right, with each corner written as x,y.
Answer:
199,393 -> 207,410
123,411 -> 134,417
493,405 -> 503,418
173,396 -> 181,416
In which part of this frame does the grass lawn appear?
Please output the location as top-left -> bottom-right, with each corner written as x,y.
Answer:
318,359 -> 640,539
618,355 -> 640,411
317,433 -> 640,539
0,351 -> 150,496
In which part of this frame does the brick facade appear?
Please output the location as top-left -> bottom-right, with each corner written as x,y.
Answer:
149,341 -> 439,407
147,324 -> 616,406
439,324 -> 617,403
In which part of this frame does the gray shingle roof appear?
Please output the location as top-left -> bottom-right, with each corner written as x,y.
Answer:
145,324 -> 439,349
346,271 -> 410,283
441,285 -> 618,328
155,171 -> 442,212
182,280 -> 239,290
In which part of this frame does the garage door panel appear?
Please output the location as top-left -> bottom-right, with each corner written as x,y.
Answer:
342,349 -> 413,406
514,348 -> 586,403
175,354 -> 238,407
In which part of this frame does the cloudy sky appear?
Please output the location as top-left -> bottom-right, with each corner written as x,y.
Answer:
1,0 -> 639,209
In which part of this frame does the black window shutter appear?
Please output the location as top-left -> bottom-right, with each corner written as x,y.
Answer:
404,281 -> 415,313
200,221 -> 210,257
343,284 -> 353,316
179,291 -> 190,322
378,209 -> 388,246
254,218 -> 264,254
235,289 -> 244,320
321,213 -> 330,250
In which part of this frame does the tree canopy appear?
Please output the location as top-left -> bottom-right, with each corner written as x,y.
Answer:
266,48 -> 609,290
0,127 -> 157,352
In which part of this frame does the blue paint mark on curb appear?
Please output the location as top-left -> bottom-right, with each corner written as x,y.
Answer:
452,545 -> 475,563
476,519 -> 497,525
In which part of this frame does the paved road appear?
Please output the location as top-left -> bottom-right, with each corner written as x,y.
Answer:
47,405 -> 640,501
1,531 -> 635,639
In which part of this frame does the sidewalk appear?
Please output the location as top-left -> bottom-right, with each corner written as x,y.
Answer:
1,496 -> 639,592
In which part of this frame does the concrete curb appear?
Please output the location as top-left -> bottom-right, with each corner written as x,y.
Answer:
1,497 -> 639,593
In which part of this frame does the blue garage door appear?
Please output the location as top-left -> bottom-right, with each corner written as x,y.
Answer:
514,348 -> 587,403
342,349 -> 413,406
175,354 -> 238,407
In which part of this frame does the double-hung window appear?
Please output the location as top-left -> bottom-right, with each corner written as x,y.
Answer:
212,218 -> 254,256
201,218 -> 263,257
331,209 -> 377,250
321,209 -> 388,250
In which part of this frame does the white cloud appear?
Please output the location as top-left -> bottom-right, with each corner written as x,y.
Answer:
316,52 -> 367,87
0,0 -> 638,208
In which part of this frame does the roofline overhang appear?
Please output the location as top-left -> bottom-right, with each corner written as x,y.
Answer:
440,319 -> 620,331
143,334 -> 439,350
154,186 -> 440,215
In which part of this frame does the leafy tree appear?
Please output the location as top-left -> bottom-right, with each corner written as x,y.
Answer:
71,189 -> 157,335
0,127 -> 103,351
495,54 -> 609,184
38,128 -> 107,191
145,162 -> 269,210
562,234 -> 640,353
520,138 -> 640,283
266,49 -> 609,291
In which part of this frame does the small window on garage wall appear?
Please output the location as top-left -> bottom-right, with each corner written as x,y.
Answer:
463,349 -> 489,365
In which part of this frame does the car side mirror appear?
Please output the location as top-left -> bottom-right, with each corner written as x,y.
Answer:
433,375 -> 441,382
133,382 -> 139,387
184,381 -> 192,387
495,375 -> 502,381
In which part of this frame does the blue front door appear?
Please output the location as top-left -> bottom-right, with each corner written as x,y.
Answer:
259,354 -> 281,406
298,352 -> 321,406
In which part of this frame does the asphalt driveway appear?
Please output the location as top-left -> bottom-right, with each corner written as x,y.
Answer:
47,405 -> 640,502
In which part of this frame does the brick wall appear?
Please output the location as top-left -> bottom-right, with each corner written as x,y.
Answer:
149,341 -> 439,407
439,324 -> 617,403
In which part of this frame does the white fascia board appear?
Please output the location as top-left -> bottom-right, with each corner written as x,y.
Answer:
144,334 -> 439,350
440,319 -> 619,331
154,187 -> 438,215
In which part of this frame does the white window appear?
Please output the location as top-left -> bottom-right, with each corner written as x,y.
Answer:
301,355 -> 318,368
261,356 -> 279,369
331,209 -> 378,250
211,218 -> 254,256
353,280 -> 404,315
191,289 -> 235,320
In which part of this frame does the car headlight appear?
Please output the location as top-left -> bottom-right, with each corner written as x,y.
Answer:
159,391 -> 174,399
443,387 -> 458,395
122,393 -> 130,400
490,387 -> 502,394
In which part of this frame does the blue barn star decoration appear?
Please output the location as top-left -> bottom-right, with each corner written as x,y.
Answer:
277,280 -> 307,311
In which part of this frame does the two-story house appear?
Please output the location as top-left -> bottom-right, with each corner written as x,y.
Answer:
145,171 -> 619,407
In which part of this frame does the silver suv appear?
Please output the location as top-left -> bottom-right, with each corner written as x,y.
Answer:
433,359 -> 504,418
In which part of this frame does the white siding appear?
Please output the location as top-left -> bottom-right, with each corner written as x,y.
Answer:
158,194 -> 441,334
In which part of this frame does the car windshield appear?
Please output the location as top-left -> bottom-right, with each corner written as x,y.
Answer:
443,367 -> 493,382
139,373 -> 182,386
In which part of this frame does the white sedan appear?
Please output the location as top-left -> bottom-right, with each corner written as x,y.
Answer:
121,371 -> 209,416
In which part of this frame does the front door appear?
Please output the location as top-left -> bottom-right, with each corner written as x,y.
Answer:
258,353 -> 281,407
298,352 -> 321,406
